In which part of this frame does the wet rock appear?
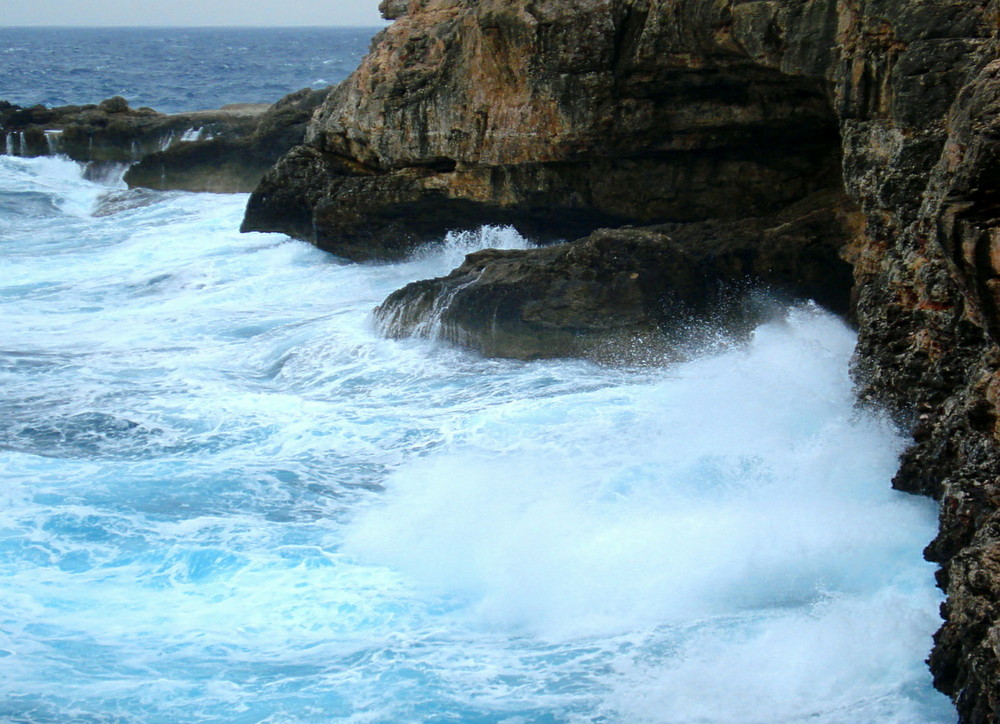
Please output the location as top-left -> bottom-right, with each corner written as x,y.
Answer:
378,229 -> 711,361
91,188 -> 174,217
846,43 -> 1000,722
377,190 -> 857,360
124,87 -> 332,193
0,96 -> 258,162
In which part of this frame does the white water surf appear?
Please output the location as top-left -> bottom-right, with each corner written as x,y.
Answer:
0,156 -> 955,722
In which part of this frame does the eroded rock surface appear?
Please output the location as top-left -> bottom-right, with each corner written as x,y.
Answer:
242,0 -> 844,257
848,50 -> 1000,722
124,88 -> 332,193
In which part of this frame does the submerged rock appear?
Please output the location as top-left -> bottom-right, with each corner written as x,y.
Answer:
377,190 -> 857,360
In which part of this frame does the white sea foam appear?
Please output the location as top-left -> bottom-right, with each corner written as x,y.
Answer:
404,224 -> 533,273
0,156 -> 955,722
342,308 -> 949,718
43,129 -> 63,155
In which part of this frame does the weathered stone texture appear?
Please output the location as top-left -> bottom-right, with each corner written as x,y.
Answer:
243,0 -> 846,257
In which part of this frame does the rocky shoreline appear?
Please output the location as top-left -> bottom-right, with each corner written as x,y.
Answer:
0,86 -> 330,192
242,0 -> 1000,718
376,188 -> 856,360
4,1 -> 998,718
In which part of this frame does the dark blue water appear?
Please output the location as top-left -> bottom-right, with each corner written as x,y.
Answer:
0,27 -> 378,112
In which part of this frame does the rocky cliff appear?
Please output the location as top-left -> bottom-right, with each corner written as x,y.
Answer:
244,0 -> 1000,718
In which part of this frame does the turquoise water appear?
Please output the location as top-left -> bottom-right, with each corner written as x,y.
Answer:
0,155 -> 956,722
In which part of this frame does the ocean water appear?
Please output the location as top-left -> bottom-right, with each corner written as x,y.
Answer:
0,27 -> 378,112
1,28 -> 956,724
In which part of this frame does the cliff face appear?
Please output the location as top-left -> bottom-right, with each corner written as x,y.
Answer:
242,0 -> 846,258
244,0 -> 1000,718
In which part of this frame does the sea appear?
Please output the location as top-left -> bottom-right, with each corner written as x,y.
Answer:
0,27 -> 957,724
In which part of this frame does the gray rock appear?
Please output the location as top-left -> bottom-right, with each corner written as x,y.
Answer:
0,87 -> 332,193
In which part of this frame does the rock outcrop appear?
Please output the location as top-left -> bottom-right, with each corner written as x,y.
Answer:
123,88 -> 332,193
243,0 -> 1000,719
1,96 -> 263,162
242,0 -> 844,258
377,189 -> 857,359
849,49 -> 1000,722
0,88 -> 331,192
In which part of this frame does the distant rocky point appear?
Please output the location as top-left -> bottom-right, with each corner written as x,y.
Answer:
0,87 -> 331,192
241,0 -> 1000,719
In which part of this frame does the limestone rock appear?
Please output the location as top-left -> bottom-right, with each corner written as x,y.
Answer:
379,0 -> 409,20
242,0 -> 844,258
0,96 -> 259,162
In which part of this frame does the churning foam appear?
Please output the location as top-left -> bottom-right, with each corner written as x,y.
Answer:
343,307 -> 952,721
0,156 -> 954,722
